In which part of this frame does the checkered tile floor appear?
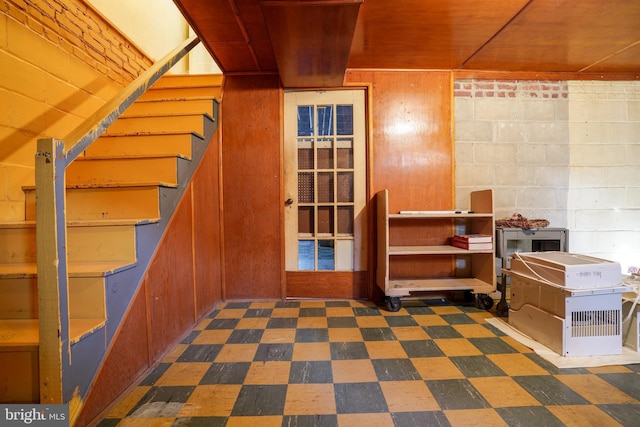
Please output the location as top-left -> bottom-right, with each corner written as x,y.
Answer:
96,300 -> 640,426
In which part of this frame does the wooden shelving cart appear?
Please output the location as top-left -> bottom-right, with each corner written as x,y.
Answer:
376,189 -> 496,311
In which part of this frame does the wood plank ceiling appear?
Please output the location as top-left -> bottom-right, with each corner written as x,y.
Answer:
173,0 -> 640,87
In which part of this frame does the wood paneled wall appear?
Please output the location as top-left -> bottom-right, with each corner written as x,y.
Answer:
221,75 -> 284,299
77,129 -> 223,426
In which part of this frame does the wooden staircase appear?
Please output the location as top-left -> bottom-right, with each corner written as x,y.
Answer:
0,74 -> 221,404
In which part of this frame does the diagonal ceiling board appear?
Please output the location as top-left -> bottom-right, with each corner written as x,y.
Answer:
465,0 -> 640,73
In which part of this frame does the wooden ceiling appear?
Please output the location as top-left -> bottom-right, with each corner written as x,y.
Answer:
173,0 -> 640,87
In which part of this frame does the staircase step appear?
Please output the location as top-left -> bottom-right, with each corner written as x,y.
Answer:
85,132 -> 200,160
67,156 -> 179,187
104,114 -> 208,135
24,184 -> 162,221
0,221 -> 140,264
150,74 -> 223,90
123,98 -> 216,118
0,318 -> 105,347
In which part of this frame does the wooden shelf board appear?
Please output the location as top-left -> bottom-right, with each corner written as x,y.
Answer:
389,245 -> 494,255
0,318 -> 106,347
386,277 -> 495,297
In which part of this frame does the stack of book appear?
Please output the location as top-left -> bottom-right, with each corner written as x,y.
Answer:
452,234 -> 493,250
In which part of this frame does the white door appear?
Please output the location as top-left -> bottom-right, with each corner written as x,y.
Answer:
284,90 -> 366,275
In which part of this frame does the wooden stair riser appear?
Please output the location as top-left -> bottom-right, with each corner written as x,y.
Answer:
123,99 -> 216,118
104,114 -> 206,135
139,86 -> 220,102
150,74 -> 223,89
67,157 -> 179,187
0,276 -> 105,319
85,133 -> 197,159
0,226 -> 136,264
25,186 -> 161,221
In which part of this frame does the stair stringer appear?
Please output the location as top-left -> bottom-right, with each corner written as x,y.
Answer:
64,106 -> 218,409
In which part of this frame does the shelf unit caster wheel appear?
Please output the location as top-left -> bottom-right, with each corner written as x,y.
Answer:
386,297 -> 401,312
477,294 -> 494,311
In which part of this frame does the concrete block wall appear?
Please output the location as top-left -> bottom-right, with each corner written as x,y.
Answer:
0,0 -> 153,221
454,79 -> 640,272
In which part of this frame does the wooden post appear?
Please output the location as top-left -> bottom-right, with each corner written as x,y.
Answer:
35,138 -> 70,404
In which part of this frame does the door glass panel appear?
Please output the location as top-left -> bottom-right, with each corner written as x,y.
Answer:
317,105 -> 333,135
336,105 -> 353,135
317,206 -> 334,235
298,240 -> 314,270
337,172 -> 353,203
336,240 -> 354,270
317,138 -> 333,169
317,172 -> 334,203
337,206 -> 353,235
318,240 -> 334,270
336,138 -> 353,169
298,206 -> 314,235
298,172 -> 314,203
298,139 -> 314,169
298,106 -> 314,136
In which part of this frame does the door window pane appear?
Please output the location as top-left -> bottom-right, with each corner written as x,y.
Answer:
298,240 -> 314,270
298,206 -> 314,235
317,105 -> 333,136
317,138 -> 334,169
317,206 -> 334,235
336,138 -> 353,169
298,139 -> 314,169
337,206 -> 354,235
297,106 -> 314,136
336,105 -> 353,135
298,172 -> 314,203
318,240 -> 334,270
337,172 -> 353,203
317,172 -> 334,203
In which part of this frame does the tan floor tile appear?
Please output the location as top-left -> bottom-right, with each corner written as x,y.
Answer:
248,301 -> 277,309
161,344 -> 188,362
155,362 -> 210,386
467,311 -> 496,323
215,309 -> 246,318
412,357 -> 465,380
226,416 -> 282,427
337,413 -> 394,427
365,341 -> 407,359
270,307 -> 300,318
444,408 -> 509,427
487,354 -> 549,376
297,317 -> 328,329
556,374 -> 639,404
261,328 -> 296,343
284,384 -> 337,415
178,384 -> 242,417
328,328 -> 363,342
332,360 -> 377,383
244,361 -> 291,384
214,344 -> 259,362
107,386 -> 151,417
470,377 -> 541,407
380,380 -> 440,411
292,342 -> 331,360
356,316 -> 389,328
391,326 -> 430,340
299,300 -> 327,308
547,405 -> 625,427
453,323 -> 496,338
192,329 -> 232,344
586,365 -> 634,374
434,338 -> 483,356
350,300 -> 377,308
499,336 -> 534,353
236,317 -> 269,329
193,318 -> 212,330
430,306 -> 463,315
117,418 -> 175,427
412,314 -> 448,326
326,307 -> 355,317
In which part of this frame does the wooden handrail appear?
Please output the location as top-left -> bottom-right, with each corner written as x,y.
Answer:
35,36 -> 201,407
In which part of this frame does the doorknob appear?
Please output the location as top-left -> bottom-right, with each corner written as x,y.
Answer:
285,198 -> 294,206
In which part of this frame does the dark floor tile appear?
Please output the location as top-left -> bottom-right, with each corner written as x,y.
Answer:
481,323 -> 507,336
296,328 -> 330,343
172,416 -> 227,427
440,313 -> 476,325
597,403 -> 640,427
597,373 -> 640,400
624,363 -> 640,373
423,325 -> 462,339
231,384 -> 288,416
512,375 -> 590,405
523,353 -> 588,375
282,414 -> 338,427
200,362 -> 251,384
426,379 -> 490,410
207,309 -> 220,318
300,307 -> 327,317
224,302 -> 252,309
335,382 -> 388,413
176,344 -> 223,363
385,316 -> 418,327
330,342 -> 369,360
128,386 -> 196,415
276,301 -> 300,308
180,330 -> 201,344
360,327 -> 397,341
391,411 -> 451,427
327,317 -> 358,328
468,337 -> 518,354
496,406 -> 565,427
400,340 -> 445,358
254,343 -> 294,361
326,301 -> 351,307
449,356 -> 507,378
244,308 -> 273,318
138,362 -> 171,386
353,306 -> 381,316
372,358 -> 421,381
403,305 -> 436,315
267,317 -> 298,329
206,318 -> 240,330
289,361 -> 333,383
226,328 -> 264,344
